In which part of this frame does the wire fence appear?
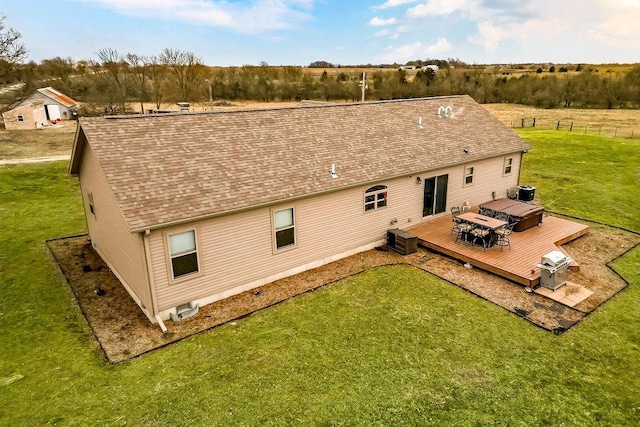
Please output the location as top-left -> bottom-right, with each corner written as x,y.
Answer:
512,118 -> 639,140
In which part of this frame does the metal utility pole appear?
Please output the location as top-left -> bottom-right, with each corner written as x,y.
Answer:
359,72 -> 367,103
205,79 -> 213,109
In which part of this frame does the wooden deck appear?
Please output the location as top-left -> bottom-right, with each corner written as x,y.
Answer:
407,212 -> 590,287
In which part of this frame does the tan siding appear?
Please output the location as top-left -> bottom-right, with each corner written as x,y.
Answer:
2,104 -> 47,130
150,151 -> 523,312
442,153 -> 522,211
79,144 -> 152,313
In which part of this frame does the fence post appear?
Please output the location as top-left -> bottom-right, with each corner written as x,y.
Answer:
570,122 -> 573,132
532,118 -> 536,127
521,118 -> 525,128
556,121 -> 560,130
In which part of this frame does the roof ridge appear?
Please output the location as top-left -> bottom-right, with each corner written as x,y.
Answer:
99,95 -> 469,121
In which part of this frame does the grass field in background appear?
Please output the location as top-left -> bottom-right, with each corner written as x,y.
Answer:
0,129 -> 639,425
517,128 -> 640,231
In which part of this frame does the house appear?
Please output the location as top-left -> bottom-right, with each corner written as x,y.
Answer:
1,102 -> 47,130
69,95 -> 531,329
3,87 -> 77,130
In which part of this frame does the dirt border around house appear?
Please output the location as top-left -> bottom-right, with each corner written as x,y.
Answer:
47,217 -> 640,364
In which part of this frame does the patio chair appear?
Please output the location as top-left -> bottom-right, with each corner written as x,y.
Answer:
494,223 -> 514,251
450,206 -> 462,234
495,211 -> 510,222
479,208 -> 495,217
455,222 -> 474,243
471,227 -> 490,251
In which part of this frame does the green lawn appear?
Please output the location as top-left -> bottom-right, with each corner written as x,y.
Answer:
517,129 -> 640,231
0,129 -> 639,426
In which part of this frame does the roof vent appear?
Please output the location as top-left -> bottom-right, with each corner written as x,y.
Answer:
330,163 -> 338,179
418,117 -> 423,128
437,105 -> 452,118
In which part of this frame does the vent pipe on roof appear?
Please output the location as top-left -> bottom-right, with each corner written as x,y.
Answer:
330,163 -> 338,179
418,117 -> 423,128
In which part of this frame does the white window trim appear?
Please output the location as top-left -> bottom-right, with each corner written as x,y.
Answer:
364,185 -> 388,212
272,206 -> 297,253
503,157 -> 513,176
464,166 -> 475,187
164,227 -> 202,284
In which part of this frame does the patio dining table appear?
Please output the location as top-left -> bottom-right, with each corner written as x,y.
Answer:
457,212 -> 508,247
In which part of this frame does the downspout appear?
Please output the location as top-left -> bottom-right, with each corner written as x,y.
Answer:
518,149 -> 527,185
142,229 -> 167,334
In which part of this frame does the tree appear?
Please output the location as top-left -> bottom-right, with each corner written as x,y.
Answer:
0,14 -> 27,81
146,56 -> 167,109
125,53 -> 149,113
95,48 -> 128,112
38,57 -> 75,88
159,48 -> 206,101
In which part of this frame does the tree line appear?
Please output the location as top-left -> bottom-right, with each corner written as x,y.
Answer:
1,14 -> 638,114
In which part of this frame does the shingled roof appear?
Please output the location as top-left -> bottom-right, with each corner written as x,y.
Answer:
37,87 -> 77,107
70,95 -> 530,232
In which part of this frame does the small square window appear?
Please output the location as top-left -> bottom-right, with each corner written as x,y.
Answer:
504,158 -> 513,175
464,166 -> 474,185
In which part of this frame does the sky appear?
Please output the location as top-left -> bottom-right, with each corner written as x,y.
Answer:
3,0 -> 640,66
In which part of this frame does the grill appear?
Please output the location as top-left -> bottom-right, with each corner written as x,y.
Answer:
536,250 -> 572,290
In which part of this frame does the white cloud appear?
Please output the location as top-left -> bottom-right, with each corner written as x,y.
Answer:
406,0 -> 481,18
76,0 -> 314,33
370,16 -> 398,26
467,22 -> 507,53
374,0 -> 419,10
377,37 -> 452,62
374,29 -> 392,37
590,0 -> 640,49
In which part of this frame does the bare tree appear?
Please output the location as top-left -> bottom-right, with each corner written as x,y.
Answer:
159,48 -> 206,102
95,48 -> 128,112
146,55 -> 166,109
0,14 -> 27,81
125,53 -> 149,113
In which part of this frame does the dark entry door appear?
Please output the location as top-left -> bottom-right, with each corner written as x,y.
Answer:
423,174 -> 448,217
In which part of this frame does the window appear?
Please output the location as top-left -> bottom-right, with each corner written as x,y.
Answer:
87,192 -> 96,217
17,115 -> 24,122
364,185 -> 388,211
168,230 -> 199,279
464,166 -> 474,185
503,157 -> 513,175
274,208 -> 296,250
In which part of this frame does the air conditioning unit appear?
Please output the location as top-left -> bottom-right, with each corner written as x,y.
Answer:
387,229 -> 418,255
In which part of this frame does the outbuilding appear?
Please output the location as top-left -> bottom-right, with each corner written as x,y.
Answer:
3,87 -> 77,130
69,95 -> 530,326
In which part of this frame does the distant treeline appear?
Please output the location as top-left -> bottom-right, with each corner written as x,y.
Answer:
2,49 -> 639,114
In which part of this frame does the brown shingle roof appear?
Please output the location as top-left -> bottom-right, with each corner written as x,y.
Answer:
72,95 -> 530,232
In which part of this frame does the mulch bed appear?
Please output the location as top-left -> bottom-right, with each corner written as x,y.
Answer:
47,219 -> 640,364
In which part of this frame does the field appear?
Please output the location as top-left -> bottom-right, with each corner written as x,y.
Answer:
0,105 -> 639,425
